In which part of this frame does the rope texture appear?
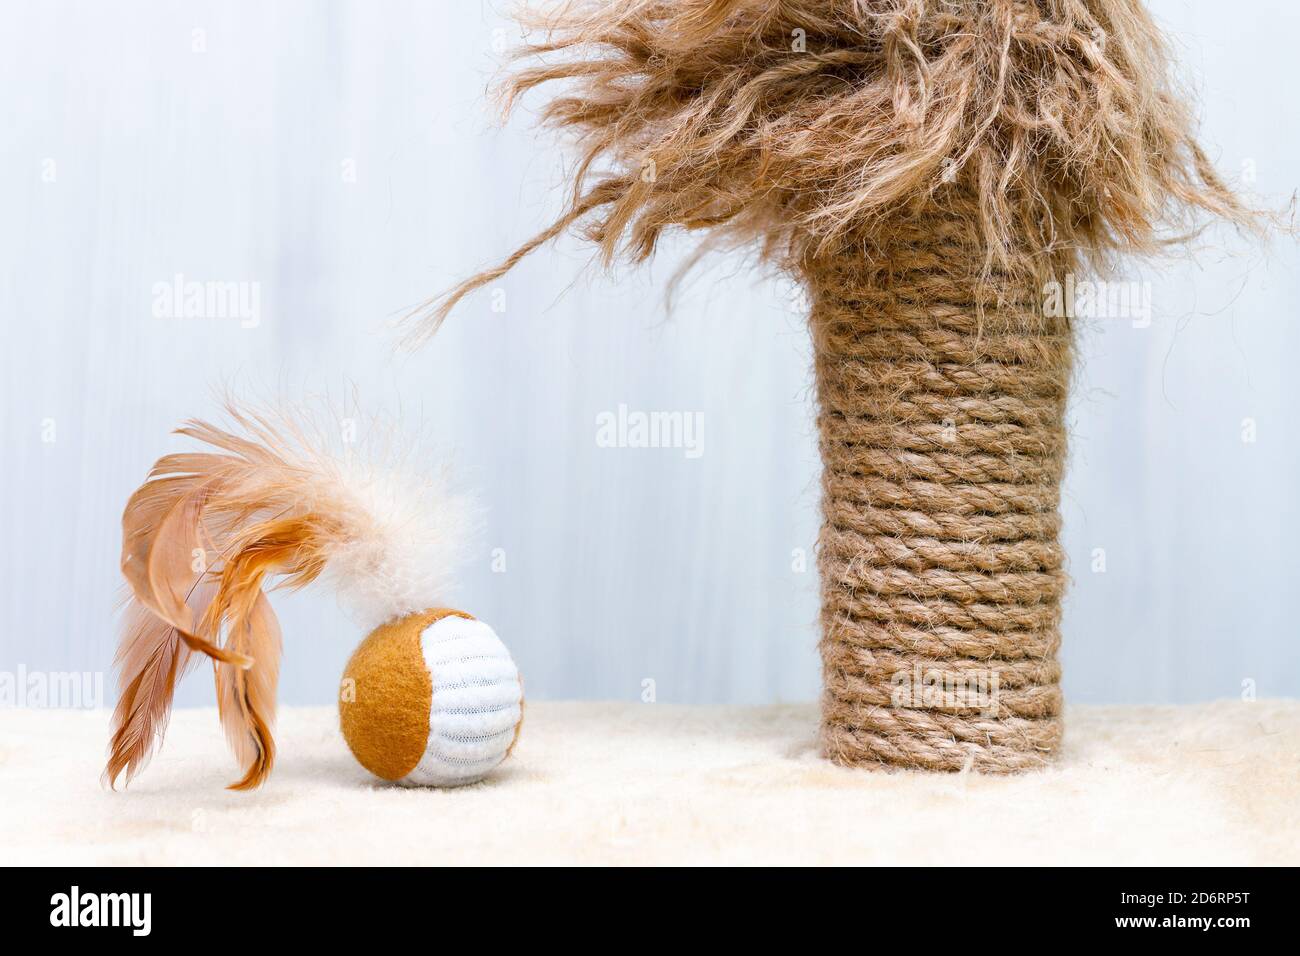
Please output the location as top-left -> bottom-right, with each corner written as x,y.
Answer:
811,218 -> 1072,773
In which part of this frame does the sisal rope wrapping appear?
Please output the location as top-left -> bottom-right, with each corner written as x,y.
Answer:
808,217 -> 1071,772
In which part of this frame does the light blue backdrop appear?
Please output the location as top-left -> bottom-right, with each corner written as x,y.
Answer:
2,0 -> 1296,709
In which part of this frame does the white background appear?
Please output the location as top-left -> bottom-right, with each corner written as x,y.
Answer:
2,0 -> 1297,710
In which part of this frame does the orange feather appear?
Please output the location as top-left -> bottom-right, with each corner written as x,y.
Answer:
103,579 -> 214,788
109,409 -> 319,789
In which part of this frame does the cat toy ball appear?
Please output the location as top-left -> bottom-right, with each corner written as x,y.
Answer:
106,403 -> 522,790
340,608 -> 522,786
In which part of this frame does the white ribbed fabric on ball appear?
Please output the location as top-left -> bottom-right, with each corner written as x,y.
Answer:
400,615 -> 523,787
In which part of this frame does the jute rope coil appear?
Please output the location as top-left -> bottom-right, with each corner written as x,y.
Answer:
809,216 -> 1070,772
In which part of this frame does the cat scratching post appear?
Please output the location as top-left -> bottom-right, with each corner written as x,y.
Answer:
424,0 -> 1252,770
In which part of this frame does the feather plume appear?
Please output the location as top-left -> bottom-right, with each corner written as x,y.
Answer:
104,579 -> 215,787
107,403 -> 476,790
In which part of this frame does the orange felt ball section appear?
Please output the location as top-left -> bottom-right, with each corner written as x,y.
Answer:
339,608 -> 473,781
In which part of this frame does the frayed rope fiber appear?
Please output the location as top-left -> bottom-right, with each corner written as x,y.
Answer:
418,0 -> 1260,771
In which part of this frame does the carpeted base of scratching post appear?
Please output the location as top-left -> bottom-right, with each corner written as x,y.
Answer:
810,219 -> 1070,772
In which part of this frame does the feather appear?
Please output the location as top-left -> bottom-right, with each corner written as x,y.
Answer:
107,402 -> 476,790
120,475 -> 252,668
216,592 -> 281,791
103,579 -> 214,788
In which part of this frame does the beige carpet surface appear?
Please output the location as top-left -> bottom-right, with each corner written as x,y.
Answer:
2,700 -> 1297,865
